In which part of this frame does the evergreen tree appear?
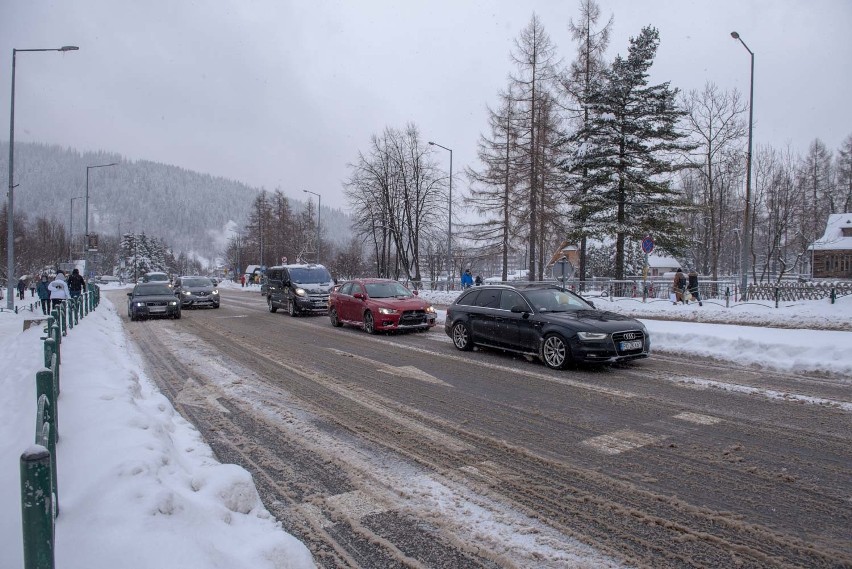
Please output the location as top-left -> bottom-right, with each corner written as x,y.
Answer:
568,26 -> 695,279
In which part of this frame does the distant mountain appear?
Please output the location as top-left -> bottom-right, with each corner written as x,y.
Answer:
0,142 -> 352,261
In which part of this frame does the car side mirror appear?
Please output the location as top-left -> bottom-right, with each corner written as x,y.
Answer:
353,292 -> 365,300
586,300 -> 596,308
412,289 -> 419,296
127,292 -> 132,297
510,304 -> 528,314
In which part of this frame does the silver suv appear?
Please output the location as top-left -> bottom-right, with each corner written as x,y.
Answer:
173,276 -> 220,309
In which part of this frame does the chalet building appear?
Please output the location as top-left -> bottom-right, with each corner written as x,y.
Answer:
811,213 -> 852,279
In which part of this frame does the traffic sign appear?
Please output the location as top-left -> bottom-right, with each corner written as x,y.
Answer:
641,236 -> 654,255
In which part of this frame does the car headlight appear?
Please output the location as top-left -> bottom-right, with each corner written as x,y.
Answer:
135,302 -> 145,307
577,331 -> 608,341
295,288 -> 306,297
378,307 -> 398,315
182,290 -> 191,295
212,289 -> 219,295
425,305 -> 436,314
169,301 -> 177,306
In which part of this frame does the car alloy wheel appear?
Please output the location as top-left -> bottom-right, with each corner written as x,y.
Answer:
288,298 -> 298,317
268,297 -> 277,313
541,334 -> 570,370
329,307 -> 342,327
451,321 -> 473,351
363,311 -> 376,334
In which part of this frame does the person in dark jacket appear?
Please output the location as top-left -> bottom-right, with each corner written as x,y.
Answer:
67,268 -> 86,299
16,278 -> 26,300
687,270 -> 703,306
36,274 -> 51,314
672,268 -> 687,304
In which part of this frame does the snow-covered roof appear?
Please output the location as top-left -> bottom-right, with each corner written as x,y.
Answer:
647,254 -> 680,269
811,213 -> 852,251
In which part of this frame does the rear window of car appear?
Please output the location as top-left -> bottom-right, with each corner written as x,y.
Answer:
145,273 -> 169,281
456,289 -> 480,306
474,289 -> 501,308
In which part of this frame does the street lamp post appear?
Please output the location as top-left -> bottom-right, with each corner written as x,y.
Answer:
428,141 -> 452,289
302,190 -> 321,264
84,162 -> 117,278
69,195 -> 84,261
6,45 -> 79,309
731,31 -> 754,301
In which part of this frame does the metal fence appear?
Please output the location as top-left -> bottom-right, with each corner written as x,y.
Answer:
19,287 -> 101,569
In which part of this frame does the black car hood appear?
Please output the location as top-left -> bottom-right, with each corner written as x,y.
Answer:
540,309 -> 641,332
131,294 -> 178,303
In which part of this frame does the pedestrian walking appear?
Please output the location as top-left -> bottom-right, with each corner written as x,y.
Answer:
16,277 -> 26,300
672,268 -> 687,305
687,270 -> 703,306
36,274 -> 51,315
29,278 -> 36,298
67,268 -> 87,299
461,269 -> 474,289
474,274 -> 483,286
48,271 -> 71,309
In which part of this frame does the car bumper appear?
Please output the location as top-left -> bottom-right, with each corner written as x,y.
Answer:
180,295 -> 219,307
568,334 -> 651,363
295,296 -> 329,313
132,306 -> 180,318
375,313 -> 436,331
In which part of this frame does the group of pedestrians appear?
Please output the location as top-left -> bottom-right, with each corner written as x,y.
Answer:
672,268 -> 703,306
25,269 -> 88,315
460,269 -> 484,289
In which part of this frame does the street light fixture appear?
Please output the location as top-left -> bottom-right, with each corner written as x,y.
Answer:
731,31 -> 754,301
69,195 -> 84,261
302,190 -> 321,264
428,141 -> 453,289
6,45 -> 79,309
84,162 -> 117,277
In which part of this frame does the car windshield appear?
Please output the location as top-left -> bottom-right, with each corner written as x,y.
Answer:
289,267 -> 332,284
135,285 -> 173,296
523,289 -> 591,312
364,282 -> 412,299
182,278 -> 212,287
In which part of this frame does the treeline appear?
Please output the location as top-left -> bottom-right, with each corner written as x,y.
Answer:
344,1 -> 852,284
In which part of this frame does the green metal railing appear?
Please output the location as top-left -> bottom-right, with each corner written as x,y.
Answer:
19,285 -> 100,569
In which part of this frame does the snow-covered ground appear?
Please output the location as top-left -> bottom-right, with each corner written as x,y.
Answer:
1,282 -> 850,568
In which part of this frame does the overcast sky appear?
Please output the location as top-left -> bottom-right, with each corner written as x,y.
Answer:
2,0 -> 850,213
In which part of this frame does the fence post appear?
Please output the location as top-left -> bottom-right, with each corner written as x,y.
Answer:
35,383 -> 58,509
775,287 -> 780,309
725,286 -> 730,308
831,287 -> 836,304
20,446 -> 54,569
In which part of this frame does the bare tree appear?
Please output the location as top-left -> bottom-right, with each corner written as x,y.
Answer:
681,82 -> 747,280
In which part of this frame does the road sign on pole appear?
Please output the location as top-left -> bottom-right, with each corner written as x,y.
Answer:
641,236 -> 654,255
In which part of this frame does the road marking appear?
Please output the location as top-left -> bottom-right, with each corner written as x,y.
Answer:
213,314 -> 248,319
327,348 -> 452,387
674,412 -> 721,425
672,376 -> 852,412
581,429 -> 666,455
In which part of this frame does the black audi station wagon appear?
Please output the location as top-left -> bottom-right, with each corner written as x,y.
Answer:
444,285 -> 650,369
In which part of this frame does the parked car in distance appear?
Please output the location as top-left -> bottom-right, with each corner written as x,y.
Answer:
173,276 -> 220,309
266,263 -> 335,316
444,285 -> 650,369
329,278 -> 436,334
127,283 -> 181,321
142,271 -> 171,284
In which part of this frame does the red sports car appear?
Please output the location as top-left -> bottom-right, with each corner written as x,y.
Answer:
328,279 -> 437,334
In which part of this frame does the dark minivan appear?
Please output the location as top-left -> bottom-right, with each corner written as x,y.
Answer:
266,263 -> 335,316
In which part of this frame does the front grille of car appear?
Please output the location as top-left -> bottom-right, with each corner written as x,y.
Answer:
612,330 -> 646,355
308,293 -> 329,307
400,310 -> 428,325
146,301 -> 168,307
196,291 -> 209,297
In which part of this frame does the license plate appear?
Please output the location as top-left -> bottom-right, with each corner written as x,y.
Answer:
149,306 -> 166,313
620,340 -> 642,351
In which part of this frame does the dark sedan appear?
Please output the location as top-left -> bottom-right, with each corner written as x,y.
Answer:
127,283 -> 182,321
444,285 -> 649,369
329,279 -> 437,333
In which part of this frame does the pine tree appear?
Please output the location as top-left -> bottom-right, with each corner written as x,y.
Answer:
569,26 -> 695,279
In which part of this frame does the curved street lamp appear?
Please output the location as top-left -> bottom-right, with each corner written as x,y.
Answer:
731,31 -> 754,301
302,189 -> 321,264
6,45 -> 79,309
428,141 -> 453,289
